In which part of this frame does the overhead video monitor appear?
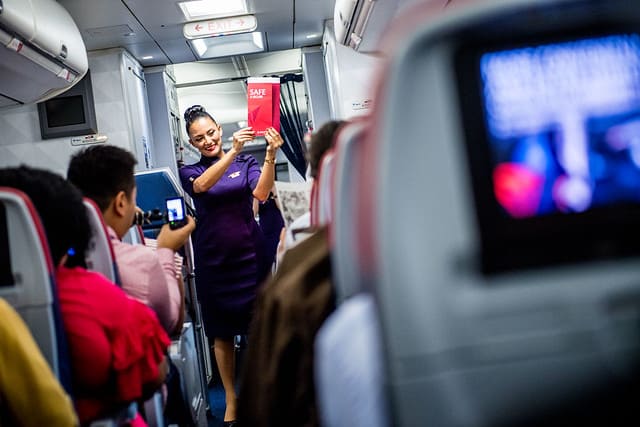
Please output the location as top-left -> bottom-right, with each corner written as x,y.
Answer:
37,71 -> 98,139
457,31 -> 640,274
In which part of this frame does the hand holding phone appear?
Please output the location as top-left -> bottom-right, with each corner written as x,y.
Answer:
166,197 -> 188,230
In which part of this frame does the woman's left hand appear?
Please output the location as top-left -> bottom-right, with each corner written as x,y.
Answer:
264,127 -> 284,152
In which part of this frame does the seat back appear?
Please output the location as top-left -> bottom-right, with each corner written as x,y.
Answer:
0,187 -> 72,393
168,322 -> 208,425
330,119 -> 369,303
83,198 -> 120,284
122,224 -> 146,245
135,167 -> 182,214
314,149 -> 337,226
82,200 -> 162,426
362,0 -> 640,425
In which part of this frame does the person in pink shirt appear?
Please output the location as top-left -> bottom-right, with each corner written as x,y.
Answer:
68,145 -> 195,337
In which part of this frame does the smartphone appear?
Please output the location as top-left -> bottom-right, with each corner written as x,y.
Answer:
166,197 -> 188,229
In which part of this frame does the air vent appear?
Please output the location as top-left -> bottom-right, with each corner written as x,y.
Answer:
85,24 -> 135,38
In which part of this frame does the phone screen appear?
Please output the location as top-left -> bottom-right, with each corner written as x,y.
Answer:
166,197 -> 187,229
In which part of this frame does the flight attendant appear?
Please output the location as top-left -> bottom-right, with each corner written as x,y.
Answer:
179,105 -> 283,425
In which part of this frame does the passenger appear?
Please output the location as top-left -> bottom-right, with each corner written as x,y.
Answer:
67,145 -> 195,337
0,298 -> 78,426
0,166 -> 170,426
256,189 -> 285,270
180,104 -> 283,425
283,120 -> 346,249
236,120 -> 346,426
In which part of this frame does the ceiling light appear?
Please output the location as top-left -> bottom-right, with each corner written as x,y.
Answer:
189,32 -> 265,59
141,55 -> 153,60
252,31 -> 264,50
178,0 -> 248,21
191,39 -> 208,57
306,33 -> 321,39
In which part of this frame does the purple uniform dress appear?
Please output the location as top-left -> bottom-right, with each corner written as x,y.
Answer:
180,154 -> 269,338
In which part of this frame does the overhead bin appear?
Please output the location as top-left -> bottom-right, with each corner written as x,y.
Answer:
0,0 -> 88,106
333,0 -> 449,52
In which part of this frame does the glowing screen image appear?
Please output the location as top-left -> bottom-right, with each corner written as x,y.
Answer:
480,34 -> 640,218
167,198 -> 184,222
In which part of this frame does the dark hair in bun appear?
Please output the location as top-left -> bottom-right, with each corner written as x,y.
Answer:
184,105 -> 217,135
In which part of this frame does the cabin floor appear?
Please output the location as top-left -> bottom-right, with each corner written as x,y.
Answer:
207,382 -> 226,427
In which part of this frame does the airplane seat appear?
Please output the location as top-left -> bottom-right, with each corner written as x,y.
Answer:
309,167 -> 320,226
83,198 -> 121,285
81,198 -> 164,426
313,148 -> 337,226
329,118 -> 370,303
314,118 -> 392,427
135,167 -> 185,240
122,224 -> 146,245
360,0 -> 640,425
0,187 -> 73,394
0,189 -> 142,426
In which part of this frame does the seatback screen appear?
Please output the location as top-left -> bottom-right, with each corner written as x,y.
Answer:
480,35 -> 640,218
456,30 -> 640,274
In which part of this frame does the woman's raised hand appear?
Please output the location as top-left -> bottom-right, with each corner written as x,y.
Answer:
232,127 -> 256,153
264,127 -> 284,153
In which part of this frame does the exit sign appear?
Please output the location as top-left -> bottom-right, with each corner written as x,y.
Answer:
183,15 -> 257,39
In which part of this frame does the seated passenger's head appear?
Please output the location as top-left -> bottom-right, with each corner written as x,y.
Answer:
308,120 -> 346,179
0,166 -> 90,267
67,145 -> 137,238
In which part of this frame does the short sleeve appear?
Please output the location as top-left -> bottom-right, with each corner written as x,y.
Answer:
110,298 -> 170,402
179,165 -> 199,198
243,154 -> 262,190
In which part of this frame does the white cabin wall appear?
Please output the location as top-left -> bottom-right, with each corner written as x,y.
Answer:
0,48 -> 154,175
0,103 -> 69,175
322,20 -> 381,120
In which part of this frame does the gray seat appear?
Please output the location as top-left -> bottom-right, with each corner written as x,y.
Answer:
82,197 -> 166,427
83,198 -> 119,284
0,187 -> 72,393
122,224 -> 146,246
330,119 -> 369,303
355,0 -> 640,425
314,148 -> 336,226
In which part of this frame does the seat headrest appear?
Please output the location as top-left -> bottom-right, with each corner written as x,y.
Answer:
83,198 -> 119,284
313,149 -> 336,226
0,187 -> 72,393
